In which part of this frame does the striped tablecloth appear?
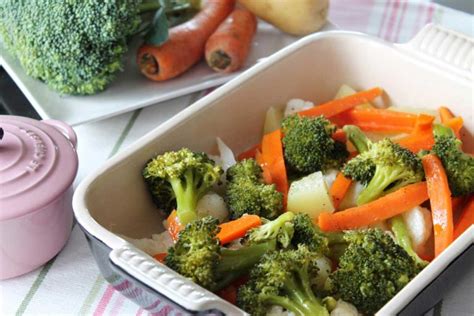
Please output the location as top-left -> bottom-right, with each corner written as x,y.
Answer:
1,1 -> 472,315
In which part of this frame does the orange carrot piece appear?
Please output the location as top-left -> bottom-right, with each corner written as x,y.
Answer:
439,106 -> 463,138
332,129 -> 347,143
298,87 -> 383,118
396,114 -> 435,152
259,129 -> 289,206
318,182 -> 429,231
205,8 -> 257,73
439,106 -> 454,123
153,253 -> 167,263
217,276 -> 248,304
255,149 -> 273,184
422,154 -> 454,257
167,210 -> 184,242
237,143 -> 261,161
333,108 -> 428,133
137,0 -> 234,81
445,117 -> 463,139
217,214 -> 262,244
452,196 -> 467,214
329,172 -> 352,209
454,196 -> 474,239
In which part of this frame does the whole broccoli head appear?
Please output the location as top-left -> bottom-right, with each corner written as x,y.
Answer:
343,125 -> 424,205
143,148 -> 223,225
225,159 -> 283,220
246,211 -> 296,248
330,229 -> 420,315
282,115 -> 349,174
237,245 -> 329,316
166,216 -> 276,291
431,124 -> 474,196
0,0 -> 145,95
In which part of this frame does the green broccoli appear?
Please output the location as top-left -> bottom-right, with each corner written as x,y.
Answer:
143,148 -> 223,225
390,215 -> 428,268
431,124 -> 474,196
246,211 -> 296,248
291,213 -> 330,255
282,115 -> 349,174
165,216 -> 276,291
329,229 -> 420,315
237,245 -> 329,316
343,125 -> 424,205
0,1 -> 160,95
225,159 -> 283,219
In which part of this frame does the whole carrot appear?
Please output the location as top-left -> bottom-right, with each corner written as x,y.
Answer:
205,8 -> 257,73
137,0 -> 235,81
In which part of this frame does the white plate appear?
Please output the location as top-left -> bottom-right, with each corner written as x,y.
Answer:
0,21 -> 335,126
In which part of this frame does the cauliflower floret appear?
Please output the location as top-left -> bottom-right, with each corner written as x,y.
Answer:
196,192 -> 229,223
402,206 -> 432,253
330,299 -> 360,316
120,230 -> 173,256
284,99 -> 313,117
338,181 -> 365,210
312,256 -> 332,291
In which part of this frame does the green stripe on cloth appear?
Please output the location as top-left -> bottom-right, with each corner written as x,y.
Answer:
15,109 -> 143,315
109,109 -> 142,158
78,275 -> 106,315
15,258 -> 55,316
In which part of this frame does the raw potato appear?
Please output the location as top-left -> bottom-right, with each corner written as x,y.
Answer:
287,171 -> 335,218
263,106 -> 284,134
238,0 -> 329,35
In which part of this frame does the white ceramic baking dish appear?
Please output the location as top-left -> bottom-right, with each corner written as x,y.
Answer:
73,24 -> 473,315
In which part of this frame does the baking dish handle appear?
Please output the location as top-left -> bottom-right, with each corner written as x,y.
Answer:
397,23 -> 473,80
109,245 -> 247,315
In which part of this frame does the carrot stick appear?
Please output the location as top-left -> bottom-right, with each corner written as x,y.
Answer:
422,154 -> 453,257
237,143 -> 261,161
167,210 -> 184,242
333,108 -> 430,133
332,129 -> 347,143
454,196 -> 474,239
217,214 -> 262,244
259,129 -> 289,206
298,87 -> 383,118
439,106 -> 454,123
439,106 -> 463,138
396,114 -> 435,152
452,196 -> 467,214
329,172 -> 352,209
205,8 -> 257,73
137,0 -> 234,81
318,182 -> 429,231
153,253 -> 167,263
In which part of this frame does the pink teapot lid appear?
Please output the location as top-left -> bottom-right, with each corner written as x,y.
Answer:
0,116 -> 78,220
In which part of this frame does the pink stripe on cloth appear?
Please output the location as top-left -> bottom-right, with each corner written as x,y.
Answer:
393,0 -> 408,42
135,308 -> 145,316
425,3 -> 435,24
384,0 -> 401,41
93,286 -> 116,316
377,0 -> 392,37
108,294 -> 126,316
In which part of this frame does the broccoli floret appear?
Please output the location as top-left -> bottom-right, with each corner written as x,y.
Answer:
390,215 -> 428,268
431,124 -> 474,196
143,148 -> 223,225
282,115 -> 349,174
343,125 -> 424,205
225,159 -> 283,219
0,1 -> 158,95
237,245 -> 329,316
246,212 -> 296,248
292,213 -> 330,255
330,229 -> 420,315
166,216 -> 276,291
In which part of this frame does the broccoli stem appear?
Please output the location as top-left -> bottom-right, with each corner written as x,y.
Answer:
391,215 -> 428,267
343,125 -> 370,153
357,166 -> 404,205
138,1 -> 161,13
434,124 -> 455,138
169,170 -> 199,225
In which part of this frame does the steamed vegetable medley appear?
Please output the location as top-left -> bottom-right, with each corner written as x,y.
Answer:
135,85 -> 473,315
